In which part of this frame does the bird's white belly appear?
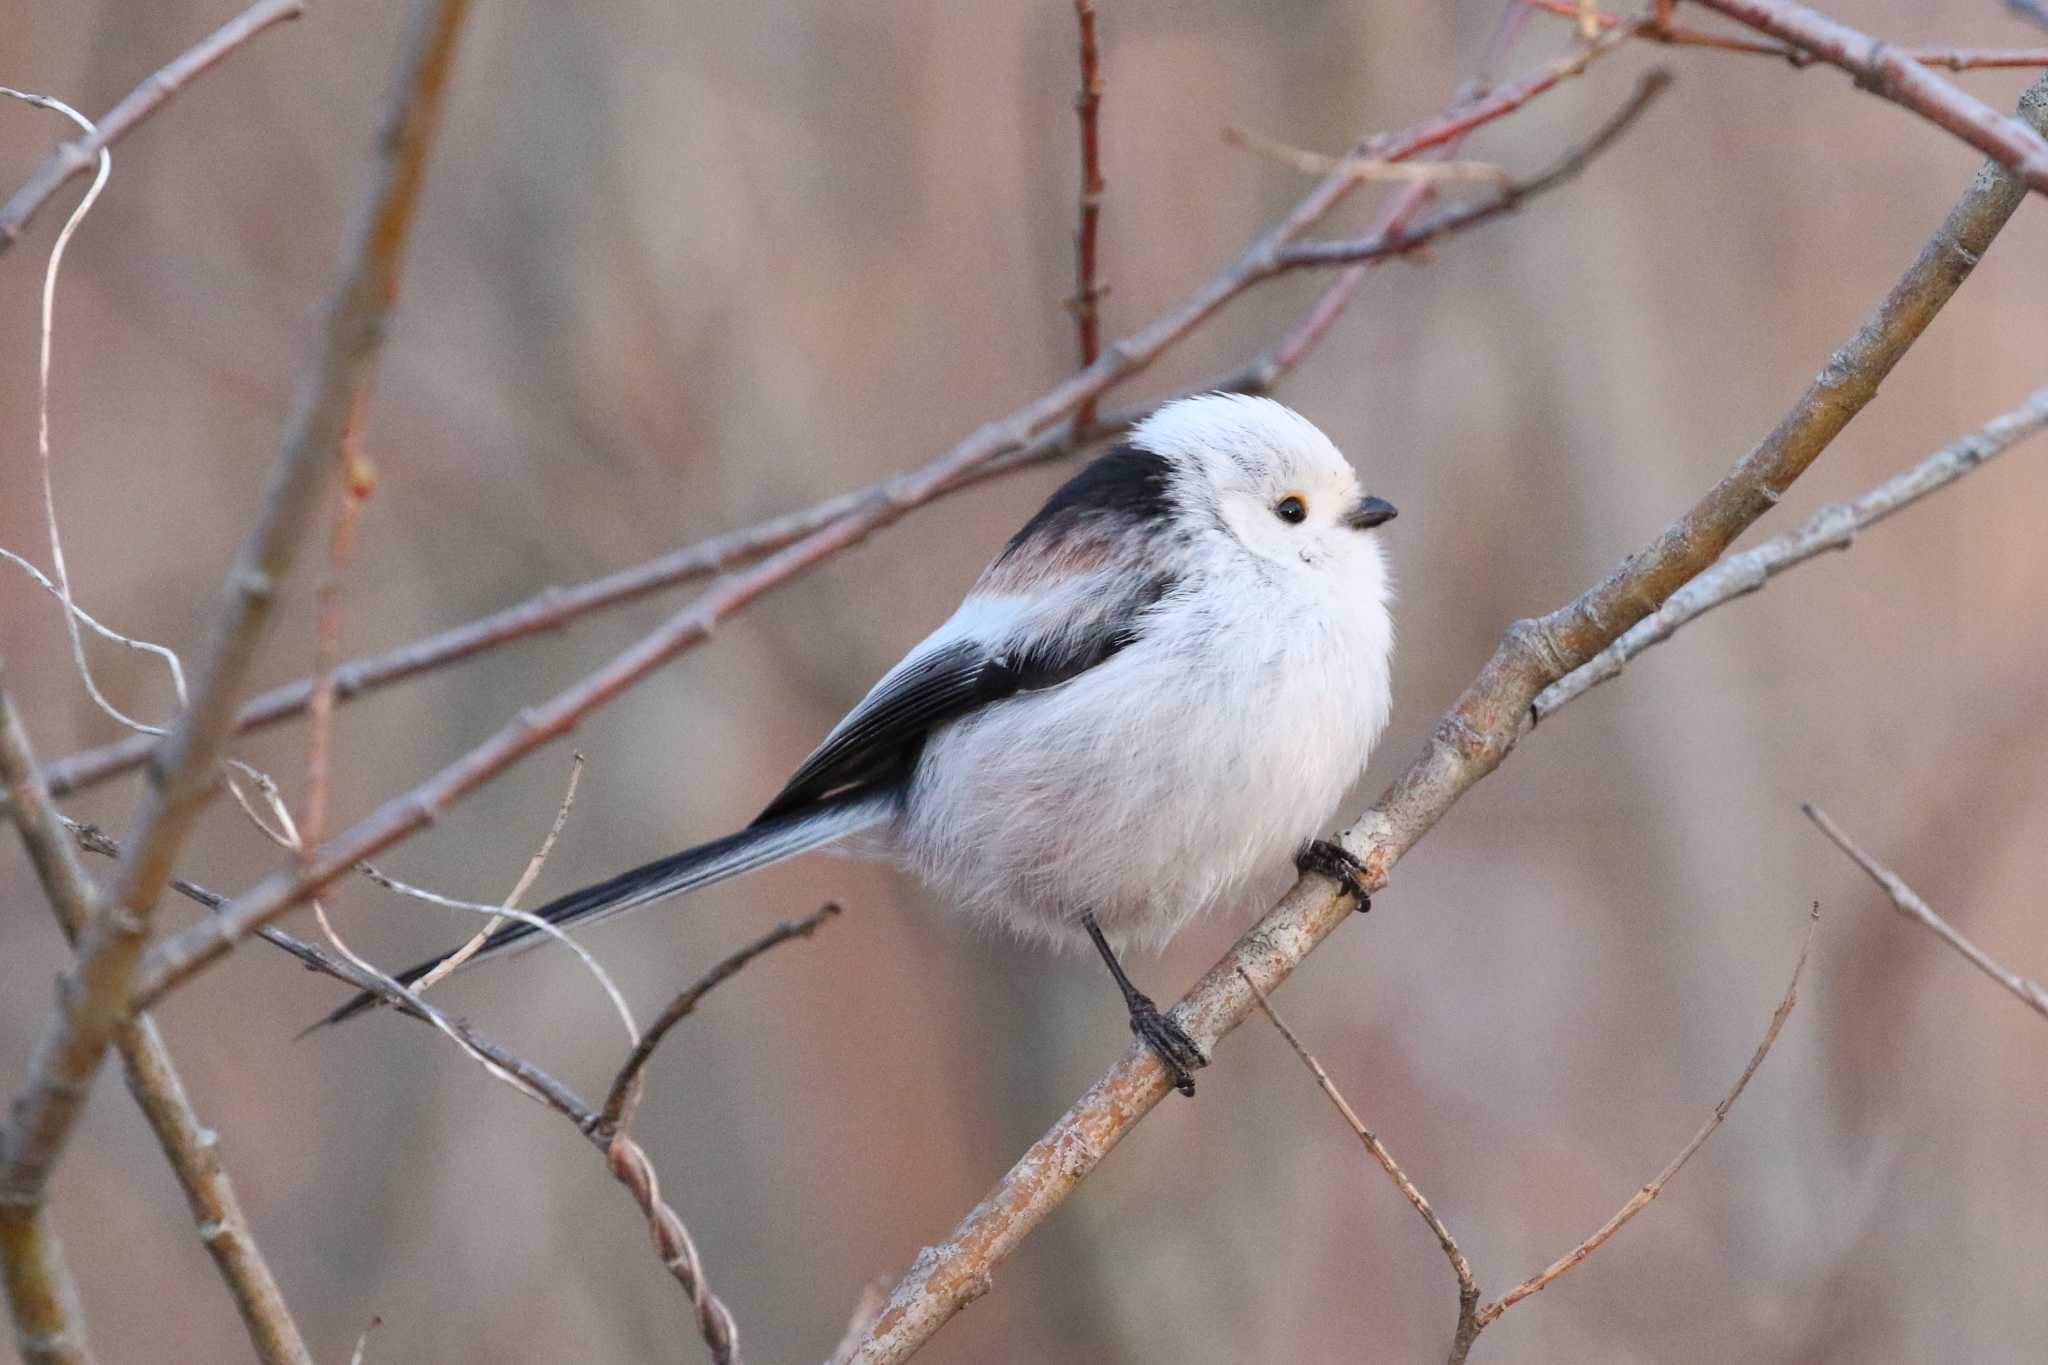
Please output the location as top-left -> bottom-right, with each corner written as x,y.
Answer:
896,579 -> 1389,951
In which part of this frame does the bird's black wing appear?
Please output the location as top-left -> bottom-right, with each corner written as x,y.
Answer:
754,581 -> 1173,824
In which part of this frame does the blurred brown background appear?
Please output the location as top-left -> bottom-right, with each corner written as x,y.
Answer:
4,2 -> 2048,1361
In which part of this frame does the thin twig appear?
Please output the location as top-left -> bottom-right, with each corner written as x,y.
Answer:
349,855 -> 636,1040
249,892 -> 743,1363
1237,971 -> 1479,1333
1456,910 -> 1817,1359
1224,125 -> 1513,186
597,904 -> 842,1135
128,31 -> 1653,1010
0,684 -> 312,1365
1069,0 -> 1106,429
0,0 -> 305,252
1273,69 -> 1671,271
845,69 -> 2048,1365
1257,0 -> 1537,397
347,1317 -> 380,1365
1804,805 -> 2048,1021
829,1282 -> 890,1365
1692,0 -> 2048,194
0,86 -> 169,742
0,0 -> 470,1228
411,753 -> 585,993
1533,386 -> 2048,720
1245,912 -> 1812,1365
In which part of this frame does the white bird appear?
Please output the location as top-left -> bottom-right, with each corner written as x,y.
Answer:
324,394 -> 1397,1093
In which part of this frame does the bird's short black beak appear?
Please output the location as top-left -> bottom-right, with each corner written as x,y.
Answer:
1344,495 -> 1398,531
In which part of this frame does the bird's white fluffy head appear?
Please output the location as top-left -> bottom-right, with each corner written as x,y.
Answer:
1133,393 -> 1393,585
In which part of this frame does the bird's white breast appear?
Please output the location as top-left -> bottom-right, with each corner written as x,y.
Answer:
895,544 -> 1392,951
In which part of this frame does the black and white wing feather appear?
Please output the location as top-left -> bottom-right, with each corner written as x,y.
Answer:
315,442 -> 1181,1029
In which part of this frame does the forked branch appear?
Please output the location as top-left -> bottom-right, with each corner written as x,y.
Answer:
1243,907 -> 1813,1365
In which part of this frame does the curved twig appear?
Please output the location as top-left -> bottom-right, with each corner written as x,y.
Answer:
0,0 -> 304,253
597,904 -> 841,1135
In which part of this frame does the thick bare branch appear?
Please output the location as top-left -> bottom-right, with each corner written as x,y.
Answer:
1805,806 -> 2048,1021
0,688 -> 312,1365
0,1206 -> 88,1365
1534,387 -> 2048,720
847,70 -> 2048,1365
0,0 -> 304,253
1693,0 -> 2048,193
0,0 -> 469,1226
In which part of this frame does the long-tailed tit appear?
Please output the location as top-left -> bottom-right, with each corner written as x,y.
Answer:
323,394 -> 1396,1093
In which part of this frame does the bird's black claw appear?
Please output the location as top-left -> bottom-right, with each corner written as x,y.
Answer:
1127,994 -> 1204,1097
1298,838 -> 1372,912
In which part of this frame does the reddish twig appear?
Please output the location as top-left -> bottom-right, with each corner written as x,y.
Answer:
1805,805 -> 2048,1022
302,398 -> 375,852
1528,0 -> 2048,68
845,71 -> 2048,1365
0,0 -> 305,253
1692,0 -> 2048,193
1274,70 -> 1671,272
126,33 -> 1652,1009
1260,0 -> 1537,379
1069,0 -> 1107,432
0,0 -> 469,1255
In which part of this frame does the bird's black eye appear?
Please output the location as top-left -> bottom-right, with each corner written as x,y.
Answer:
1274,495 -> 1308,525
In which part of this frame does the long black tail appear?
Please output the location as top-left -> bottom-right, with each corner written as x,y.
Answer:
310,787 -> 895,1030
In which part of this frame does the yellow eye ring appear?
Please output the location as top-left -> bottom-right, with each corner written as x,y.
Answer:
1274,494 -> 1308,525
